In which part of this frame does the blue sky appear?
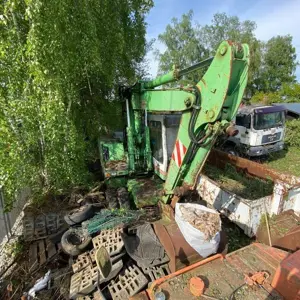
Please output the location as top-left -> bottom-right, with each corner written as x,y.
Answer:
145,0 -> 300,80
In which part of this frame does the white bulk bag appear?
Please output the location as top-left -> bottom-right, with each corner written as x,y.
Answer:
175,203 -> 221,258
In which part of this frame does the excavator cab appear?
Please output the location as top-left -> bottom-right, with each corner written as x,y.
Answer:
148,114 -> 181,180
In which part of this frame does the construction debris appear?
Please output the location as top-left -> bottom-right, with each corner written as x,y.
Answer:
27,269 -> 51,298
69,260 -> 123,299
23,212 -> 66,241
180,205 -> 221,240
1,176 -> 247,300
141,264 -> 170,283
108,265 -> 148,299
92,227 -> 124,255
28,238 -> 62,271
86,209 -> 144,234
122,223 -> 169,268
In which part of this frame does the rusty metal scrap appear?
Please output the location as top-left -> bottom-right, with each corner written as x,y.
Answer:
208,149 -> 300,187
244,271 -> 270,286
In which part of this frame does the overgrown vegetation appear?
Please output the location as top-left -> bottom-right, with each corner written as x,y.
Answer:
285,119 -> 300,147
0,0 -> 153,209
222,217 -> 252,252
264,120 -> 300,177
203,164 -> 274,199
266,147 -> 300,177
251,82 -> 300,104
3,238 -> 24,258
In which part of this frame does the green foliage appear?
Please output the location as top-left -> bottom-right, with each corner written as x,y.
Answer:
155,12 -> 298,96
154,10 -> 209,84
266,146 -> 300,177
250,82 -> 300,104
285,119 -> 300,147
250,91 -> 281,104
203,164 -> 273,200
4,238 -> 24,258
280,83 -> 300,101
258,35 -> 297,92
0,0 -> 153,209
223,221 -> 251,253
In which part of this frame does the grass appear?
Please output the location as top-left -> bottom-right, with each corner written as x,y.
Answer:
203,163 -> 274,200
222,217 -> 252,252
265,146 -> 300,177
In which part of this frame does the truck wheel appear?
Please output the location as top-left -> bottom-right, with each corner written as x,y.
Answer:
224,146 -> 239,157
117,187 -> 130,209
105,188 -> 118,209
64,205 -> 95,226
61,228 -> 91,256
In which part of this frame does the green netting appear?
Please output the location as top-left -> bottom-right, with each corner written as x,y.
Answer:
87,209 -> 144,234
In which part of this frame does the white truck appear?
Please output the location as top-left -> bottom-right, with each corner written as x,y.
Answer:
223,104 -> 286,156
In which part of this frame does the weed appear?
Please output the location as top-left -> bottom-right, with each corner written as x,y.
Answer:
203,164 -> 273,200
4,238 -> 24,258
266,146 -> 300,177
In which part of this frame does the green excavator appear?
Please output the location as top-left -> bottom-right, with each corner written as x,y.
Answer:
98,41 -> 249,208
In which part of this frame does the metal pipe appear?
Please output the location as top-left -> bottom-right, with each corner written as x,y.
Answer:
264,200 -> 272,247
178,57 -> 213,77
6,210 -> 12,237
144,57 -> 214,89
0,188 -> 10,241
125,98 -> 130,126
147,254 -> 223,298
143,70 -> 176,89
2,187 -> 12,237
145,108 -> 148,126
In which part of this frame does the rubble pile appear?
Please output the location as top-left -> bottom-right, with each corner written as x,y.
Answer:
0,182 -> 226,299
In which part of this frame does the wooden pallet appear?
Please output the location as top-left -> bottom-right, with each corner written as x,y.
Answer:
29,239 -> 61,271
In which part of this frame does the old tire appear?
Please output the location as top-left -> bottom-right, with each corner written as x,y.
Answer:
64,205 -> 95,226
61,228 -> 91,256
224,146 -> 239,157
105,188 -> 118,209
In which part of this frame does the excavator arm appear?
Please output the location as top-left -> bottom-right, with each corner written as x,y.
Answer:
162,41 -> 249,202
106,41 -> 249,204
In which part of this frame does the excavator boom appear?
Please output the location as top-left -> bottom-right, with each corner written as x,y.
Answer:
99,41 -> 249,204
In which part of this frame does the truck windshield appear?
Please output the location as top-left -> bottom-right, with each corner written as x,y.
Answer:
253,112 -> 284,130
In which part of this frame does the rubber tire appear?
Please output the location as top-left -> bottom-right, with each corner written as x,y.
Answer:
61,228 -> 91,256
224,146 -> 239,157
64,205 -> 95,226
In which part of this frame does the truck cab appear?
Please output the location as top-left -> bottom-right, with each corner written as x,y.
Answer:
226,105 -> 286,156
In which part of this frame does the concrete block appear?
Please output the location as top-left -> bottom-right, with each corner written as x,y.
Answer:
141,264 -> 170,283
72,252 -> 92,273
92,228 -> 124,255
108,265 -> 148,300
69,259 -> 123,299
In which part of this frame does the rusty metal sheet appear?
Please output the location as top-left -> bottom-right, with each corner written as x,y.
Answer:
153,221 -> 227,273
207,149 -> 300,187
271,249 -> 300,300
144,243 -> 287,300
256,210 -> 300,252
153,222 -> 203,273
